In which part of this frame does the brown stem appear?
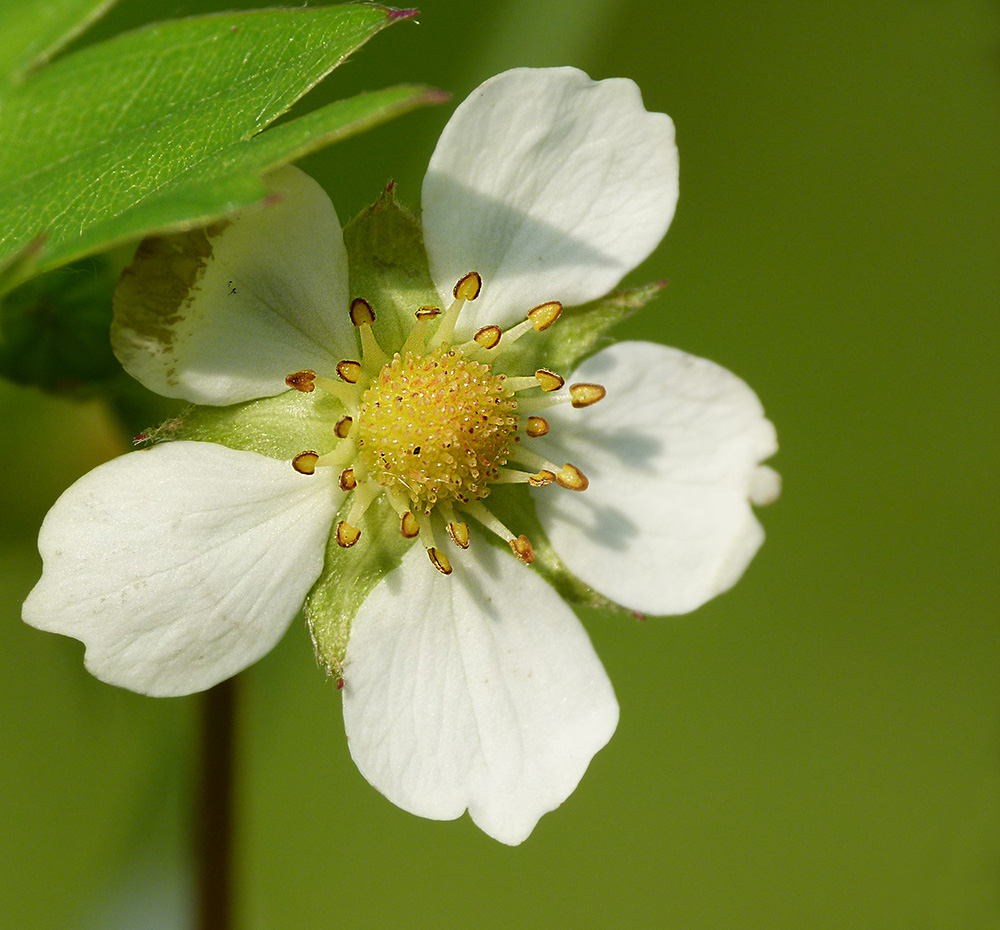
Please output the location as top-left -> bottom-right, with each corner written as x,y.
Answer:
196,676 -> 236,930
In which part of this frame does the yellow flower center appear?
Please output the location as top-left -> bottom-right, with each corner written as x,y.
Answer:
285,273 -> 605,575
357,347 -> 518,512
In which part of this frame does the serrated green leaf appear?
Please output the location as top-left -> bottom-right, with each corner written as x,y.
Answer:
0,0 -> 117,85
0,5 -> 431,279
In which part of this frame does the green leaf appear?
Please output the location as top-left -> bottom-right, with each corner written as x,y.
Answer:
0,0 -> 118,86
0,5 -> 432,281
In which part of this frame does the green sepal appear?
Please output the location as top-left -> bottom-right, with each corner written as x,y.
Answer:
0,256 -> 121,393
305,496 -> 412,678
486,483 -> 638,619
499,281 -> 666,377
144,388 -> 342,462
343,185 -> 439,353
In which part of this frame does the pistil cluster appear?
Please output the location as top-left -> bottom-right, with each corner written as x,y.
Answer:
285,272 -> 605,575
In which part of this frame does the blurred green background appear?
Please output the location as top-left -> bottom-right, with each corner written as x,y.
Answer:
2,0 -> 997,927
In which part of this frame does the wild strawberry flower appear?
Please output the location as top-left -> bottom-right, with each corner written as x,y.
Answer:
23,68 -> 779,845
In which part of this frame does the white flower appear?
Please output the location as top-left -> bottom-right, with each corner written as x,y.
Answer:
23,68 -> 778,844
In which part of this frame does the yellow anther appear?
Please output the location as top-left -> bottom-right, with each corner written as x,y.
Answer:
350,297 -> 376,326
400,511 -> 420,538
528,469 -> 556,487
556,463 -> 589,491
535,368 -> 564,392
292,451 -> 319,475
569,382 -> 607,408
336,360 -> 362,383
447,521 -> 471,549
335,416 -> 353,439
427,547 -> 453,575
473,325 -> 502,350
453,271 -> 482,301
525,416 -> 550,438
339,468 -> 357,491
415,306 -> 441,322
336,521 -> 362,548
509,534 -> 535,564
527,301 -> 562,331
285,370 -> 317,393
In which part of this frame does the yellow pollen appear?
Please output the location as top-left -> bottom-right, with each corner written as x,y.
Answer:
356,345 -> 518,512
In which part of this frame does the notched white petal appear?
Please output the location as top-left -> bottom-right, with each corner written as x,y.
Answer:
535,341 -> 779,616
22,442 -> 340,696
342,542 -> 618,845
422,67 -> 679,332
112,166 -> 352,406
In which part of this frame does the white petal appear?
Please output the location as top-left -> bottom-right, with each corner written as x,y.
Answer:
534,341 -> 778,616
342,541 -> 618,845
112,166 -> 352,405
422,68 -> 678,333
23,442 -> 339,696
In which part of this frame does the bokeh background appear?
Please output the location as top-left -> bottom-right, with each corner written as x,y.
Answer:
2,0 -> 998,927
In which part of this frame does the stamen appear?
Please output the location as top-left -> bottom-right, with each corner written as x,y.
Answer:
514,393 -> 574,413
402,307 -> 440,354
427,547 -> 453,575
400,511 -> 420,538
286,370 -> 316,393
312,376 -> 359,406
349,297 -> 376,327
431,271 -> 481,348
493,301 -> 562,353
526,300 -> 562,331
530,470 -> 556,487
461,500 -> 534,564
556,463 -> 589,491
446,520 -> 470,549
351,297 -> 387,367
345,479 -> 381,527
292,451 -> 319,475
509,534 -> 535,564
502,369 -> 565,394
335,416 -> 353,439
336,360 -> 362,384
414,512 -> 453,574
473,325 -> 501,350
336,521 -> 361,548
339,468 -> 357,491
509,448 -> 587,490
454,271 -> 482,301
495,318 -> 535,350
314,442 -> 357,469
534,369 -> 564,392
525,416 -> 550,437
507,447 -> 558,474
438,504 -> 470,549
569,382 -> 606,408
492,466 -> 556,487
